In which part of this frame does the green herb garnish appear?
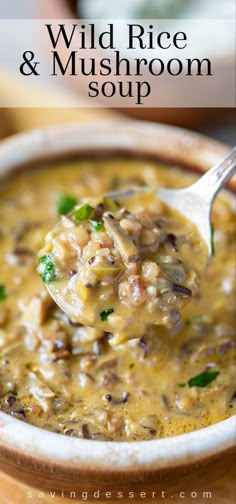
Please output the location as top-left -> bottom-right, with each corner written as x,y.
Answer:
37,254 -> 56,283
100,308 -> 114,322
129,363 -> 135,370
74,204 -> 93,223
181,370 -> 220,388
89,219 -> 104,232
186,314 -> 204,325
210,222 -> 215,256
0,285 -> 7,302
56,193 -> 77,215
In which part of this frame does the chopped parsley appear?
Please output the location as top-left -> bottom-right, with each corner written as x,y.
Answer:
129,363 -> 135,370
37,254 -> 56,283
210,222 -> 215,256
179,370 -> 220,389
100,308 -> 114,321
74,204 -> 93,223
56,193 -> 77,215
185,314 -> 204,325
0,284 -> 7,302
89,219 -> 104,232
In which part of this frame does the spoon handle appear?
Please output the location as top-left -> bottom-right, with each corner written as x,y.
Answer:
190,146 -> 236,205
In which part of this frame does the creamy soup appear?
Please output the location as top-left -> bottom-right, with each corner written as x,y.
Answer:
0,159 -> 235,441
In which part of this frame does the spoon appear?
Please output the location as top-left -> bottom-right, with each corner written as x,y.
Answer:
105,146 -> 236,255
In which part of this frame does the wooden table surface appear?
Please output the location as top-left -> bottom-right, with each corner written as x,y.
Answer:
0,466 -> 235,504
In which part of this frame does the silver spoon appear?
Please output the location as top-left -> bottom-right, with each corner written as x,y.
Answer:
106,146 -> 236,256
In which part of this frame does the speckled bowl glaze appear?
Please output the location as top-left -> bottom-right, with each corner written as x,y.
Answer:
0,121 -> 235,500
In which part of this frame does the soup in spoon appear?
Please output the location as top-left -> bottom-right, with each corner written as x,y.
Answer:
39,191 -> 207,345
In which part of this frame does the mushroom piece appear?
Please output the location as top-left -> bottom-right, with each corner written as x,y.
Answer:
103,214 -> 140,265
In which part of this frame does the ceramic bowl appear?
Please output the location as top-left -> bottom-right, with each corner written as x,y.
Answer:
0,121 -> 235,500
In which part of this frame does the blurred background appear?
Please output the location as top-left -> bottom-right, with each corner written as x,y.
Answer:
0,0 -> 235,145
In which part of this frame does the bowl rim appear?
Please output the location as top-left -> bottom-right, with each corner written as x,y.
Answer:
0,119 -> 235,474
